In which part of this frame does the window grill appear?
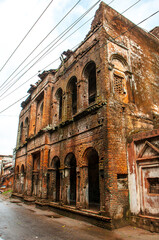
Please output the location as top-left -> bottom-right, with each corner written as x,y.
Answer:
114,75 -> 124,94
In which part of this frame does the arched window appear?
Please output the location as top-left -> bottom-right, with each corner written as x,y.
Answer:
111,54 -> 128,103
21,164 -> 25,174
55,88 -> 63,120
83,61 -> 97,104
67,77 -> 77,117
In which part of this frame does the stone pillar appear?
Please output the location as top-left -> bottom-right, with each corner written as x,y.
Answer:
62,92 -> 67,122
29,101 -> 37,137
20,173 -> 24,194
66,90 -> 71,119
42,85 -> 52,128
47,169 -> 56,201
76,167 -> 81,208
32,173 -> 38,196
52,169 -> 56,201
59,168 -> 64,204
99,160 -> 105,212
13,174 -> 18,193
77,80 -> 88,111
81,166 -> 89,209
52,100 -> 57,127
42,148 -> 49,199
64,167 -> 70,205
26,154 -> 33,196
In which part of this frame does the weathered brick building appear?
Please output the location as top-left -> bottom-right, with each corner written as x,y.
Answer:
13,2 -> 159,230
0,155 -> 14,192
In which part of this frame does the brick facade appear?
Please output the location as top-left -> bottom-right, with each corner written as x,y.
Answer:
13,2 -> 159,229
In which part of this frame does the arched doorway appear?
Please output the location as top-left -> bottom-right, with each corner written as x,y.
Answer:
84,148 -> 100,210
65,153 -> 76,205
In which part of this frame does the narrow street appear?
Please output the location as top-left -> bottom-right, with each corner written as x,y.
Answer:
0,195 -> 158,240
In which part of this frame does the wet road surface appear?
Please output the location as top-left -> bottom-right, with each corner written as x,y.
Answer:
0,197 -> 121,240
0,196 -> 158,240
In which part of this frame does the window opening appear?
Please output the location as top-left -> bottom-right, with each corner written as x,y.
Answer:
87,148 -> 100,210
147,178 -> 159,194
117,174 -> 128,190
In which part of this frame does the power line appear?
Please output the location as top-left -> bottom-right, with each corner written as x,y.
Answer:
0,0 -> 143,100
0,0 -> 101,97
0,6 -> 158,115
0,94 -> 29,114
0,0 -> 55,73
0,57 -> 60,102
0,0 -> 82,91
41,0 -> 142,61
0,17 -> 94,102
0,17 -> 95,102
118,0 -> 141,16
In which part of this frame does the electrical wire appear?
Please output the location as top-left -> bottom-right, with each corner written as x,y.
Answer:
0,0 -> 82,90
0,57 -> 60,102
0,0 -> 101,97
0,17 -> 94,102
39,0 -> 142,62
0,0 -> 55,73
0,94 -> 29,114
0,0 -> 145,101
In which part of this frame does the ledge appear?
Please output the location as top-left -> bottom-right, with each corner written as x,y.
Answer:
131,214 -> 159,233
35,200 -> 112,229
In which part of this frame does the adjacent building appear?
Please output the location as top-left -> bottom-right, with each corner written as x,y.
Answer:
0,155 -> 14,192
13,2 -> 159,230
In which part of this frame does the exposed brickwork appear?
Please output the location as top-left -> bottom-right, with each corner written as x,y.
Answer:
13,2 -> 159,229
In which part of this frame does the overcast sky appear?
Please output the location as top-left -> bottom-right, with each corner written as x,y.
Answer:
0,0 -> 158,155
